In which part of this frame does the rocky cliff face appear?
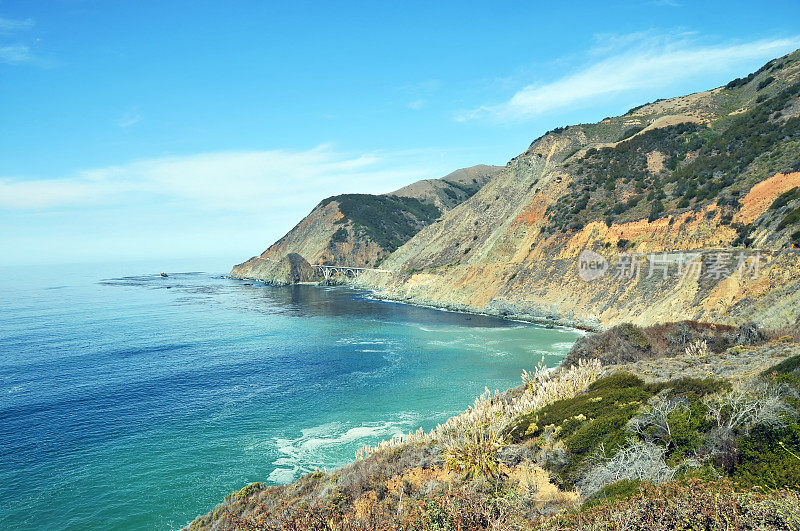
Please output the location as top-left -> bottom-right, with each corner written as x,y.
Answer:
229,166 -> 500,283
357,50 -> 800,330
232,252 -> 316,285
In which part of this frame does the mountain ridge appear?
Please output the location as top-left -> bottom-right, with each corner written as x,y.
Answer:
229,165 -> 501,283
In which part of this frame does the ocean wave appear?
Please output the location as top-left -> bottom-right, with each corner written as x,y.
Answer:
552,342 -> 576,351
267,416 -> 419,483
335,338 -> 392,346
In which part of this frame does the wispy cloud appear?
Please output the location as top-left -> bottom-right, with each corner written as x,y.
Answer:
0,43 -> 31,63
0,14 -> 37,64
458,33 -> 800,123
0,16 -> 34,34
0,146 -> 449,211
399,79 -> 440,111
118,111 -> 142,128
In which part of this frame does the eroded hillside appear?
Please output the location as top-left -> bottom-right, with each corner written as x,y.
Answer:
359,50 -> 800,330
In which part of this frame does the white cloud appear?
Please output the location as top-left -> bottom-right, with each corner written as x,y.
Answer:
0,146 -> 450,211
0,15 -> 36,64
118,111 -> 142,128
0,43 -> 31,63
0,16 -> 34,34
458,34 -> 800,123
407,99 -> 426,110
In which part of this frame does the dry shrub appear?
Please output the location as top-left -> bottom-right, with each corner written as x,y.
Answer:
579,441 -> 675,497
765,326 -> 800,343
536,479 -> 800,531
505,462 -> 579,510
443,423 -> 505,480
704,381 -> 795,435
198,479 -> 800,530
684,339 -> 709,358
564,320 -> 768,367
385,466 -> 453,496
627,393 -> 691,450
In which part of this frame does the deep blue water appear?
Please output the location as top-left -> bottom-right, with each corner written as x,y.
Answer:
0,262 -> 582,529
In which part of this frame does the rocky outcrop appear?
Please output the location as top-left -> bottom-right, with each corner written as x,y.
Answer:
231,252 -> 315,285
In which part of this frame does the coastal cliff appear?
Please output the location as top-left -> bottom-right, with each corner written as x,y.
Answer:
362,50 -> 800,330
230,165 -> 501,283
234,50 -> 800,329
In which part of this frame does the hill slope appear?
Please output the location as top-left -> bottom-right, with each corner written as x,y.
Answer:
389,164 -> 502,211
359,49 -> 800,330
229,165 -> 501,283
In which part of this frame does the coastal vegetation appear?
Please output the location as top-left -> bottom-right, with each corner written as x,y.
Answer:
545,73 -> 800,237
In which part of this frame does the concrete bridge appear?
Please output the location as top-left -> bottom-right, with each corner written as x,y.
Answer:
312,264 -> 391,280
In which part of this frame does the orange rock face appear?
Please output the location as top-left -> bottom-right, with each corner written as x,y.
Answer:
734,172 -> 800,224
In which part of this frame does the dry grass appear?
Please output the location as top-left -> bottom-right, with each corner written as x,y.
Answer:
356,358 -> 602,461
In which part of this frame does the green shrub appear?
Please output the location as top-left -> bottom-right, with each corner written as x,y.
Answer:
765,354 -> 800,376
652,377 -> 730,400
231,482 -> 266,500
618,323 -> 651,349
506,372 -> 654,486
673,82 -> 800,204
779,207 -> 800,230
585,479 -> 644,507
619,125 -> 645,141
588,372 -> 646,392
725,58 -> 777,89
506,371 -> 739,488
318,194 -> 441,252
757,75 -> 776,91
732,422 -> 800,490
330,227 -> 348,243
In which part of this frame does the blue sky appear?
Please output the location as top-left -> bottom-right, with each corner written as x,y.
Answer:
2,1 -> 800,267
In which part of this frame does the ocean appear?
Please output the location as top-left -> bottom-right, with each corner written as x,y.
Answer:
0,261 -> 582,529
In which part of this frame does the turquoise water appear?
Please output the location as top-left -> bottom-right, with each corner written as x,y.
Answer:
0,262 -> 582,529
